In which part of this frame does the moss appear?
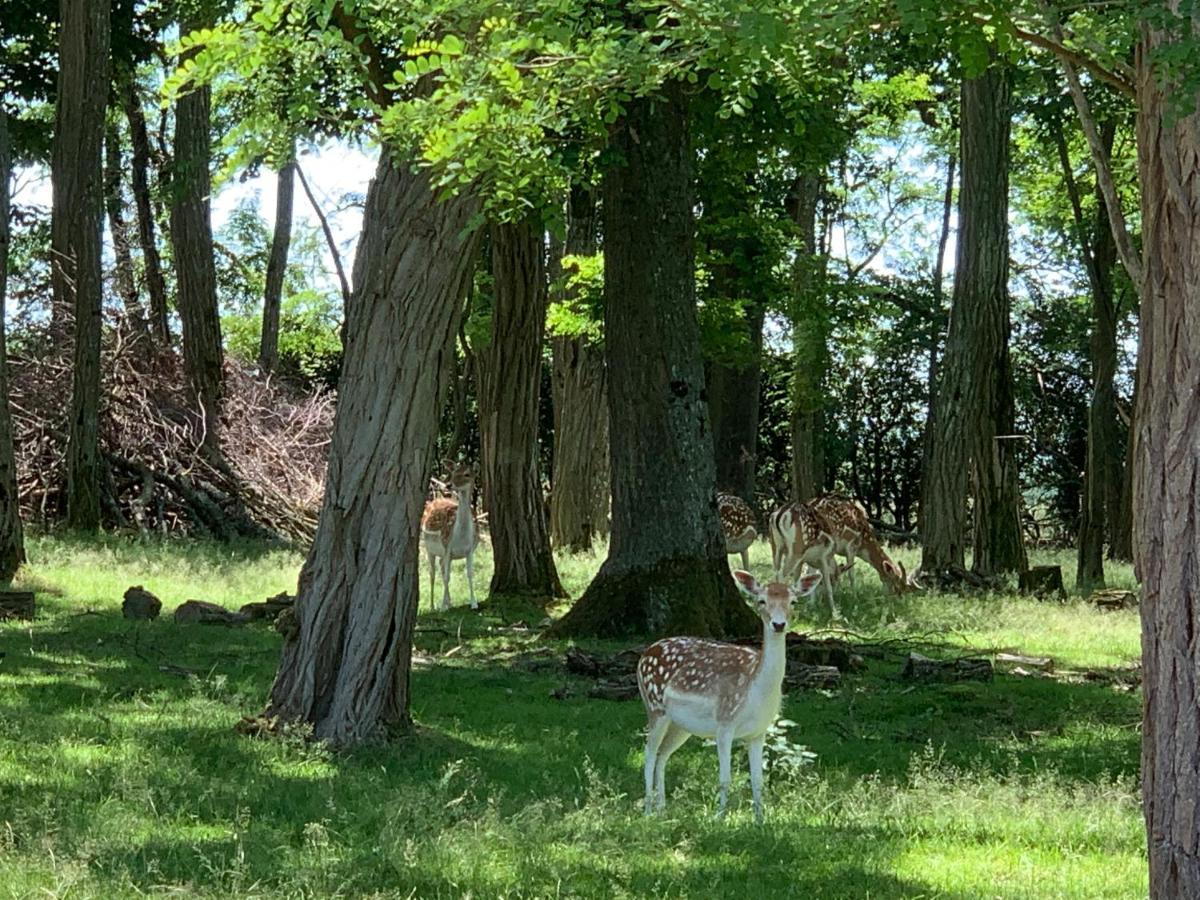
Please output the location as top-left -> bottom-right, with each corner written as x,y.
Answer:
546,556 -> 757,639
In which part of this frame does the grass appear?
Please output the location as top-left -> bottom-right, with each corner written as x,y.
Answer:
0,533 -> 1145,898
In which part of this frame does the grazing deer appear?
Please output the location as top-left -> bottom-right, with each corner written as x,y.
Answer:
717,492 -> 757,569
421,462 -> 480,611
767,501 -> 845,619
637,569 -> 822,823
809,494 -> 922,596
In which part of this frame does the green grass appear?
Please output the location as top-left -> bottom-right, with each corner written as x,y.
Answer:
0,534 -> 1145,898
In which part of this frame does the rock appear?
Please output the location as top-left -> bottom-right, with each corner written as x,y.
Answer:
174,599 -> 248,626
1086,589 -> 1138,611
274,606 -> 299,640
122,586 -> 161,620
0,591 -> 35,620
238,591 -> 295,621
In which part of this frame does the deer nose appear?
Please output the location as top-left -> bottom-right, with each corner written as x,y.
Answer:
772,621 -> 786,633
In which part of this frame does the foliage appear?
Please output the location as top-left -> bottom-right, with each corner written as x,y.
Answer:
546,251 -> 603,343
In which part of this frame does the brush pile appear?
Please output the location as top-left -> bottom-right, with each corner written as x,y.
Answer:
10,326 -> 333,542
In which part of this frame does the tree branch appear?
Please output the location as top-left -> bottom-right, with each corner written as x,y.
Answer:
295,163 -> 352,308
986,14 -> 1135,97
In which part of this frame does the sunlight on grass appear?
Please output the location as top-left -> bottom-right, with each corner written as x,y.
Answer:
0,534 -> 1146,898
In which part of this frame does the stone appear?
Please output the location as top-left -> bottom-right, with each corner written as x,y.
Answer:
122,586 -> 161,620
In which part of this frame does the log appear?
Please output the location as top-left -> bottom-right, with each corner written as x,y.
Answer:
238,591 -> 295,621
1086,589 -> 1137,611
995,652 -> 1054,672
901,652 -> 993,683
0,591 -> 34,620
784,664 -> 841,691
174,599 -> 249,626
1018,565 -> 1066,600
587,677 -> 640,701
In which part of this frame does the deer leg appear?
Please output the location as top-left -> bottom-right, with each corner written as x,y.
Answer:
740,548 -> 750,570
823,559 -> 843,622
440,552 -> 453,611
644,715 -> 671,815
653,723 -> 691,812
466,549 -> 478,610
427,551 -> 436,612
715,727 -> 734,820
748,735 -> 766,825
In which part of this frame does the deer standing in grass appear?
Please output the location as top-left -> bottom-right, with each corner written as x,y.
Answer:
637,569 -> 822,824
421,463 -> 480,611
717,492 -> 757,569
809,494 -> 921,596
767,501 -> 845,619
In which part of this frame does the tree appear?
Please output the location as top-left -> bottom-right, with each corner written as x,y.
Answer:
171,13 -> 224,453
0,107 -> 26,580
260,152 -> 296,373
54,0 -> 111,531
921,60 -> 1027,577
477,216 -> 565,600
1132,7 -> 1200,893
103,117 -> 144,330
548,82 -> 754,639
549,185 -> 609,552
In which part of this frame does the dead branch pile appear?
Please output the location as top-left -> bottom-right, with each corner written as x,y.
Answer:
10,327 -> 333,541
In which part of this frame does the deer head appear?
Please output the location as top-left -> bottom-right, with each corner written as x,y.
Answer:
881,559 -> 923,594
732,569 -> 823,633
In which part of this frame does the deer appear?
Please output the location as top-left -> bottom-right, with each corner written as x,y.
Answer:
809,494 -> 922,596
717,492 -> 757,569
421,462 -> 481,611
766,501 -> 846,619
636,569 -> 823,824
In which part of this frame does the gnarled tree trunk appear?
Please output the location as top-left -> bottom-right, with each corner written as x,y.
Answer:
548,83 -> 754,640
1134,15 -> 1200,895
122,74 -> 169,344
260,155 -> 295,373
54,0 -> 111,531
550,185 -> 609,552
478,218 -> 564,599
922,63 -> 1026,577
0,108 -> 27,580
265,157 -> 480,745
171,21 -> 223,452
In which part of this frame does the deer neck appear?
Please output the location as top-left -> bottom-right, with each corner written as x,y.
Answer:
753,624 -> 789,694
860,534 -> 892,576
451,488 -> 474,541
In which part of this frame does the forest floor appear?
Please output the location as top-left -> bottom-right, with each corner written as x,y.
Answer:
0,535 -> 1144,898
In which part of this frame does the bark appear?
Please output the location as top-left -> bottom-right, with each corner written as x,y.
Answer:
103,119 -> 143,330
1058,119 -> 1122,593
53,0 -> 111,531
1134,16 -> 1200,895
170,22 -> 223,452
265,156 -> 480,745
121,74 -> 169,344
550,184 -> 609,552
477,218 -> 564,599
707,300 -> 764,502
787,171 -> 826,502
548,83 -> 754,640
0,108 -> 26,580
1110,371 -> 1135,562
921,150 -> 955,480
260,156 -> 296,373
921,64 -> 1026,577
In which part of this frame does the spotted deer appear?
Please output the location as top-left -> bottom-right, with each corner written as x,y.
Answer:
717,492 -> 757,569
809,494 -> 922,596
637,569 -> 822,823
421,462 -> 481,611
766,501 -> 845,619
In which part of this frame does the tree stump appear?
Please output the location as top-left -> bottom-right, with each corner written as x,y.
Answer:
901,652 -> 993,683
1018,565 -> 1066,600
0,591 -> 34,620
122,585 -> 162,620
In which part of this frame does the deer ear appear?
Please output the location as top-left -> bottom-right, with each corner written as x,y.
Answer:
732,570 -> 763,600
882,559 -> 900,577
794,571 -> 823,596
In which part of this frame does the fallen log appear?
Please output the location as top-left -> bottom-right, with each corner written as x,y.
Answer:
174,600 -> 249,626
0,591 -> 34,620
902,652 -> 993,683
238,591 -> 295,621
784,665 -> 841,691
1086,589 -> 1137,611
995,652 -> 1054,672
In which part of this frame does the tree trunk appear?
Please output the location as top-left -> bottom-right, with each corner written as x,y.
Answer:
1062,119 -> 1121,593
547,84 -> 754,640
0,109 -> 27,580
787,171 -> 826,502
103,119 -> 143,330
550,184 -> 609,552
478,218 -> 564,599
1134,17 -> 1200,895
921,64 -> 1026,577
170,24 -> 223,452
708,296 -> 765,502
122,74 -> 169,344
1110,372 -> 1135,563
265,156 -> 480,746
921,150 -> 955,482
260,156 -> 295,373
54,0 -> 111,531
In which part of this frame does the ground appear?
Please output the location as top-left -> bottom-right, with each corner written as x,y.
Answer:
0,535 -> 1144,898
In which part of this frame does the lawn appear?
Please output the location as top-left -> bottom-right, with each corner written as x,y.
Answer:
0,534 -> 1145,898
